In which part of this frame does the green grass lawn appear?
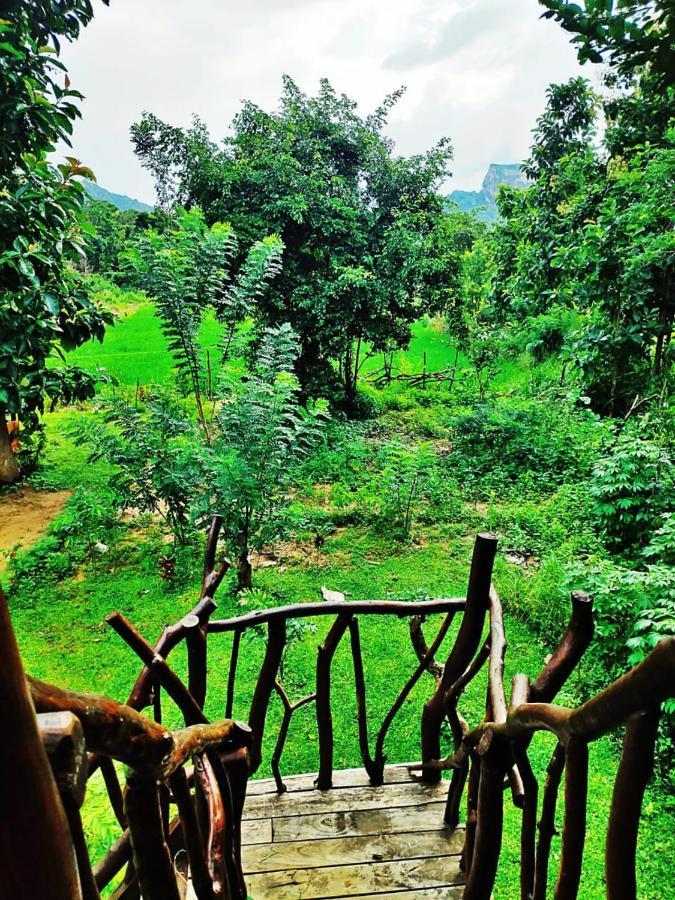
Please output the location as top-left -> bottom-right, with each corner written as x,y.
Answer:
4,303 -> 674,898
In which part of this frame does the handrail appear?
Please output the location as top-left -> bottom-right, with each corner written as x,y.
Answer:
207,597 -> 466,631
5,518 -> 672,900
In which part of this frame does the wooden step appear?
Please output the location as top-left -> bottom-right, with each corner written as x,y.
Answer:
240,765 -> 464,900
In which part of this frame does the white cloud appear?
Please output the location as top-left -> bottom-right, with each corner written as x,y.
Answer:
57,0 -> 590,204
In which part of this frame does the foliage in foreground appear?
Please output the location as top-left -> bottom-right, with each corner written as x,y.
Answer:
0,1 -> 111,483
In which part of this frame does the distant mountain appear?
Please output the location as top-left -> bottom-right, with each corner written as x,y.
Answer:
83,180 -> 153,213
448,163 -> 528,221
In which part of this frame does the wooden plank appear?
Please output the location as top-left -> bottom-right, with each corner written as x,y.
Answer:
245,855 -> 464,899
243,780 -> 449,821
247,764 -> 438,797
243,829 -> 464,874
241,817 -> 272,845
271,801 -> 456,843
333,891 -> 464,900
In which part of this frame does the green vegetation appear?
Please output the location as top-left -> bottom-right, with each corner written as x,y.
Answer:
1,1 -> 673,897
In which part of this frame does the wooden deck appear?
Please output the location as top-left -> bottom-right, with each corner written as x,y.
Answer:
239,765 -> 465,899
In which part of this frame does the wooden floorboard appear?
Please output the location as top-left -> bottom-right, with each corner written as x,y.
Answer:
245,856 -> 464,899
268,801 -> 450,843
240,766 -> 465,899
243,779 -> 449,821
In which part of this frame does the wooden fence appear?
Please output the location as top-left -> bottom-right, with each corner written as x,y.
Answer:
1,515 -> 673,899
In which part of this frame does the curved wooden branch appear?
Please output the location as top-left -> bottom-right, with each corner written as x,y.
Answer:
316,613 -> 352,789
554,737 -> 588,900
349,617 -> 379,782
125,774 -> 181,900
270,682 -> 316,793
533,742 -> 566,900
126,596 -> 217,712
29,676 -> 173,774
248,619 -> 286,774
530,591 -> 594,703
605,707 -> 660,900
209,598 -> 465,632
107,612 -> 208,726
421,533 -> 498,780
193,755 -> 227,898
375,611 -> 456,779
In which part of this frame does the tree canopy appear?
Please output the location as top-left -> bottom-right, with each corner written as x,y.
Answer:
131,78 -> 459,404
0,1 -> 111,482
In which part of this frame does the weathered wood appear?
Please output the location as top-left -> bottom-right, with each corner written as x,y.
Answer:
331,891 -> 464,900
533,742 -> 565,900
421,534 -> 497,780
170,767 -> 214,900
463,737 -> 510,900
270,801 -> 455,843
248,618 -> 286,774
242,829 -> 464,873
125,775 -> 181,900
30,675 -> 173,774
194,754 -> 228,898
243,779 -> 450,820
38,710 -> 88,808
375,612 -> 456,778
245,855 -> 464,900
316,612 -> 352,789
0,588 -> 84,900
530,591 -> 594,703
106,612 -> 208,726
605,707 -> 660,900
554,737 -> 588,900
348,617 -> 379,781
185,614 -> 208,710
240,818 -> 273,845
209,598 -> 465,632
460,753 -> 479,876
510,674 -> 537,900
246,762 -> 427,796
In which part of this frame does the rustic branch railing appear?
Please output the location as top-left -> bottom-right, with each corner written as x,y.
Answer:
2,515 -> 673,900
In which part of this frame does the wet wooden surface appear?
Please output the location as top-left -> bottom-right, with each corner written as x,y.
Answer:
241,765 -> 464,899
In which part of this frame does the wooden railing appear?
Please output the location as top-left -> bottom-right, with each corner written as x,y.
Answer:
2,515 -> 673,900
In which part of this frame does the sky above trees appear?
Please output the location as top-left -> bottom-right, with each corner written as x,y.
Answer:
57,0 -> 592,204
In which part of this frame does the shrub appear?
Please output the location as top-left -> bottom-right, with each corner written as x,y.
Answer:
590,432 -> 673,556
445,400 -> 602,497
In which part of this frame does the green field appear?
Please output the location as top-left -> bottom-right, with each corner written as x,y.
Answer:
3,301 -> 673,898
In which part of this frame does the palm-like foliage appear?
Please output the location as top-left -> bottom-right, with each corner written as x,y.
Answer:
199,324 -> 328,588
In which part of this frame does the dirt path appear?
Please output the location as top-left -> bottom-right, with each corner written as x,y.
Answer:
0,487 -> 72,576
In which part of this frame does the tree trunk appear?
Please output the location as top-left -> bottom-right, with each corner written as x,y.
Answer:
0,412 -> 21,484
237,551 -> 253,591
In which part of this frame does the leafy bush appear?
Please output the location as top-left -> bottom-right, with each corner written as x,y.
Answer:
80,392 -> 201,545
198,325 -> 329,588
590,432 -> 673,555
445,400 -> 602,497
376,442 -> 437,539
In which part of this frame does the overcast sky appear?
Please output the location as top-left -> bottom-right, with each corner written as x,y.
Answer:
57,0 -> 593,205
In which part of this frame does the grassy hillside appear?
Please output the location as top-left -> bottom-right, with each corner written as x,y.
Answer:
3,299 -> 673,898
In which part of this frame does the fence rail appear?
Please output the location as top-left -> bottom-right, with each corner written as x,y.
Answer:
1,514 -> 673,900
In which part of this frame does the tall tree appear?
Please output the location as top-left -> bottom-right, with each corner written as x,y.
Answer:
131,78 -> 457,405
0,1 -> 111,482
